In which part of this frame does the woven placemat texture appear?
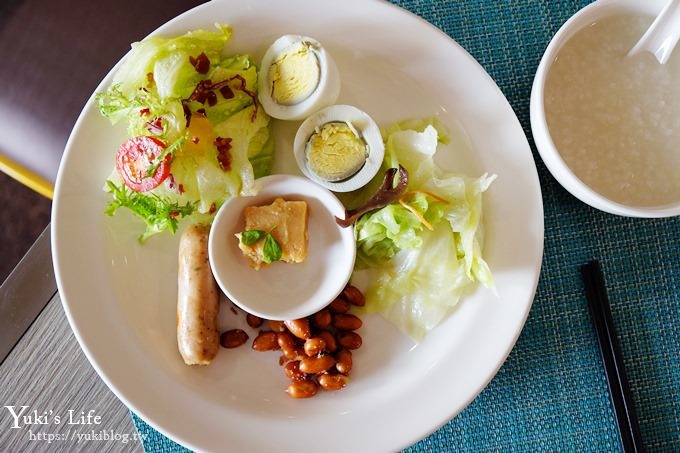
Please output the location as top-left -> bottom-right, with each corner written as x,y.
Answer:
131,0 -> 680,451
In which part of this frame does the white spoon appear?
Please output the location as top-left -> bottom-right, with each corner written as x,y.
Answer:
628,0 -> 680,64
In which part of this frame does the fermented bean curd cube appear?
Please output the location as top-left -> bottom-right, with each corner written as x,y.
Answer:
236,198 -> 309,270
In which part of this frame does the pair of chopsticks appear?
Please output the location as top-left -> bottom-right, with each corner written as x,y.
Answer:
580,260 -> 643,453
0,154 -> 54,199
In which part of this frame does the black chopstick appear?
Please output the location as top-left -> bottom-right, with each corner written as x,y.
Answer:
580,260 -> 643,453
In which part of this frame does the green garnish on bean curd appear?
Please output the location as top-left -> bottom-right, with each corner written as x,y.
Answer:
238,229 -> 282,263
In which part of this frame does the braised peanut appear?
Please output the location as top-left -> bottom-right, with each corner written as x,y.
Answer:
286,380 -> 318,398
246,314 -> 263,329
337,331 -> 363,350
252,331 -> 280,351
278,331 -> 302,360
318,373 -> 349,391
317,330 -> 338,353
335,349 -> 353,375
303,337 -> 327,357
312,308 -> 332,328
342,284 -> 366,307
220,329 -> 249,349
267,320 -> 286,332
299,354 -> 336,374
328,297 -> 350,314
284,360 -> 306,381
332,313 -> 363,331
251,285 -> 367,399
284,319 -> 312,340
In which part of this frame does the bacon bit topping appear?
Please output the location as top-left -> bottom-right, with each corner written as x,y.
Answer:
214,137 -> 232,171
186,75 -> 259,121
188,79 -> 214,104
169,210 -> 180,219
189,52 -> 211,74
220,85 -> 234,99
139,108 -> 151,116
207,91 -> 217,107
191,136 -> 200,144
211,75 -> 259,121
182,101 -> 192,127
145,117 -> 163,135
167,174 -> 177,190
166,175 -> 185,195
209,203 -> 217,214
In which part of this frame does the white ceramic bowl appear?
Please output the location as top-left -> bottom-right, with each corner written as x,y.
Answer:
208,174 -> 356,320
530,0 -> 680,217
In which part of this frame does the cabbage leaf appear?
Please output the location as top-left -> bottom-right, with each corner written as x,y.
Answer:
354,122 -> 496,341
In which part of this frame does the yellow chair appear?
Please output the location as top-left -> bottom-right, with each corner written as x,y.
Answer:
0,154 -> 54,200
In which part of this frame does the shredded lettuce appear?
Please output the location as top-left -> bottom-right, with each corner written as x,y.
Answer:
353,121 -> 496,341
96,25 -> 274,241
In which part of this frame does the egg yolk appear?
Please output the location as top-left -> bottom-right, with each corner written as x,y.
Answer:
268,41 -> 320,106
306,122 -> 368,181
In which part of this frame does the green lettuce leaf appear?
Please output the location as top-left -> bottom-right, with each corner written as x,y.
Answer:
97,25 -> 274,241
112,24 -> 232,101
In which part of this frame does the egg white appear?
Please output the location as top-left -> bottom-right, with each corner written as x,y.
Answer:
258,35 -> 341,121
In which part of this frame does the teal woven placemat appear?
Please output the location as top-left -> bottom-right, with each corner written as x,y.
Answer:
131,1 -> 680,451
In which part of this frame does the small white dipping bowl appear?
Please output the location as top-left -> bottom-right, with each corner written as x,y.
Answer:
530,0 -> 680,217
208,174 -> 356,321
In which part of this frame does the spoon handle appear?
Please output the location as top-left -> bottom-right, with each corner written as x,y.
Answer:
628,0 -> 680,64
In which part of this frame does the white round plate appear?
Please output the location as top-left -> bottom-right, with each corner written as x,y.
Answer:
52,0 -> 544,451
208,174 -> 356,321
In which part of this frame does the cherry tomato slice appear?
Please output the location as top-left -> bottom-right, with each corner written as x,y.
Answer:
115,136 -> 171,192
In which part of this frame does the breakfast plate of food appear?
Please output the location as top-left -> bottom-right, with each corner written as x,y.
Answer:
51,0 -> 544,451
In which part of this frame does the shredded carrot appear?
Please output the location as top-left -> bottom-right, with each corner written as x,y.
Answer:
401,189 -> 449,204
399,199 -> 434,231
397,189 -> 449,231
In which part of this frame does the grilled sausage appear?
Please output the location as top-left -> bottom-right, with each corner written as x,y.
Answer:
177,224 -> 220,365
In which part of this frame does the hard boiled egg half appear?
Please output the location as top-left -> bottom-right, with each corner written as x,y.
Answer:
294,105 -> 385,192
258,35 -> 340,120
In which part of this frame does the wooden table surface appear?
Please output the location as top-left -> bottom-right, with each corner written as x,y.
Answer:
0,234 -> 142,452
